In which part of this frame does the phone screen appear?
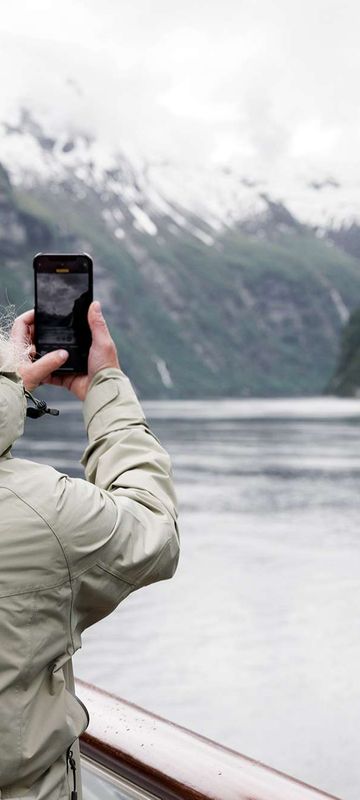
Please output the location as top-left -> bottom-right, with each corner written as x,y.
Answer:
34,254 -> 93,372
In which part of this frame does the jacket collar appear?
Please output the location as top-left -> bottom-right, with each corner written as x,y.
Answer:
0,372 -> 27,457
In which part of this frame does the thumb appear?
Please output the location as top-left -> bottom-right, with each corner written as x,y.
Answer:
87,301 -> 120,375
22,349 -> 69,391
88,301 -> 110,341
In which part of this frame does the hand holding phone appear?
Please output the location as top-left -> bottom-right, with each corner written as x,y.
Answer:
13,302 -> 120,401
33,253 -> 93,374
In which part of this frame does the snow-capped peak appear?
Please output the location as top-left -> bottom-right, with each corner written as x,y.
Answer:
0,107 -> 359,238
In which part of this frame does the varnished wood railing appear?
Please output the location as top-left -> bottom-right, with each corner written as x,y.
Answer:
76,679 -> 342,800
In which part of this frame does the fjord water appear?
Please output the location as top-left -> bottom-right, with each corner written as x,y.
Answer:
15,395 -> 360,799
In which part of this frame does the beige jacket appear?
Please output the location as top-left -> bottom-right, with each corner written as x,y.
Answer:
0,367 -> 179,799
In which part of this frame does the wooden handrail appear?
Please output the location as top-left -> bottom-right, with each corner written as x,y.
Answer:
76,679 -> 342,800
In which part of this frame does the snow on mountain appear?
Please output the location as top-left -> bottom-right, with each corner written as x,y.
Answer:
2,109 -> 360,399
0,108 -> 359,240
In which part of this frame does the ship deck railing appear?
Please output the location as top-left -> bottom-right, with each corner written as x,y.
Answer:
76,679 -> 341,800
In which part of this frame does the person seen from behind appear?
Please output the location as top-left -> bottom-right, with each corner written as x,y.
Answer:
0,300 -> 180,799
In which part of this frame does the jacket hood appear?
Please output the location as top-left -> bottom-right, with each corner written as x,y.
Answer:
0,372 -> 27,457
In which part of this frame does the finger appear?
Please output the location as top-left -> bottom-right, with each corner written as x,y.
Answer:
43,373 -> 84,395
45,372 -> 74,387
11,310 -> 35,346
17,309 -> 34,323
11,318 -> 27,346
28,350 -> 69,386
45,374 -> 66,387
12,309 -> 34,333
88,301 -> 111,341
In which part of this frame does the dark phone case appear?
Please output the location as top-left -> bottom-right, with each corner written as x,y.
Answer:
33,253 -> 93,375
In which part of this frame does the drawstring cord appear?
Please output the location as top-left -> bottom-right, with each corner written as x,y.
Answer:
24,389 -> 59,419
66,747 -> 77,800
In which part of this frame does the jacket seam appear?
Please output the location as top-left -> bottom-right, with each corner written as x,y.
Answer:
0,484 -> 75,653
65,499 -> 134,585
72,533 -> 174,588
94,561 -> 136,586
0,575 -> 71,599
111,487 -> 177,525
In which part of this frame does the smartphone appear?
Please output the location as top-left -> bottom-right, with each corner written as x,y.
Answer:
33,253 -> 93,374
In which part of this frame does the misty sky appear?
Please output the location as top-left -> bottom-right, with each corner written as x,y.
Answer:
0,0 -> 359,182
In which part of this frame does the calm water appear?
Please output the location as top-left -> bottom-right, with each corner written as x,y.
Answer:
15,393 -> 360,800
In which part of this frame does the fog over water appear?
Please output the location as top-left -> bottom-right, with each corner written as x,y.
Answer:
15,395 -> 360,799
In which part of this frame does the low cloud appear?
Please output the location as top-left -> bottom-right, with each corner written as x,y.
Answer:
0,0 -> 359,182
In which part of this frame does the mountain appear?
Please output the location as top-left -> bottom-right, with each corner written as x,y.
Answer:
1,108 -> 360,399
326,309 -> 360,396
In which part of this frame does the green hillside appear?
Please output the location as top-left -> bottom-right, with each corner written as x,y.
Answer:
326,309 -> 360,396
2,163 -> 360,398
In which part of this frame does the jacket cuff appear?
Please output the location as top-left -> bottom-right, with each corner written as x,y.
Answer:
82,368 -> 145,441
